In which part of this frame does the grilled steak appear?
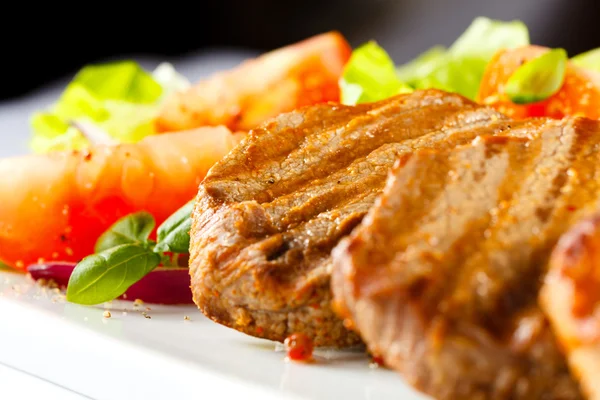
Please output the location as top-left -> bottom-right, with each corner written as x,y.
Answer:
331,119 -> 600,398
188,89 -> 548,347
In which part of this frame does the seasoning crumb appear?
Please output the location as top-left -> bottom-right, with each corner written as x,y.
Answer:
103,311 -> 111,319
368,361 -> 379,369
145,307 -> 152,311
133,299 -> 144,306
142,312 -> 151,319
184,315 -> 190,321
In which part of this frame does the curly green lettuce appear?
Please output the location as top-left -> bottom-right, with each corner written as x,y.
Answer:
340,17 -> 530,104
30,61 -> 190,153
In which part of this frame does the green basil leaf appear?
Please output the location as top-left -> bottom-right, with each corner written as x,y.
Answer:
95,212 -> 156,253
505,48 -> 568,104
155,200 -> 194,254
0,259 -> 12,271
66,243 -> 160,305
339,41 -> 412,105
571,48 -> 600,72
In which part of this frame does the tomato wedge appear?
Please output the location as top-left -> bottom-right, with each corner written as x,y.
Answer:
0,127 -> 243,269
478,45 -> 600,119
155,32 -> 352,133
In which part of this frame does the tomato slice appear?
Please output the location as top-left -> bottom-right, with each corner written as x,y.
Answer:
156,32 -> 352,133
478,45 -> 600,120
0,127 -> 243,269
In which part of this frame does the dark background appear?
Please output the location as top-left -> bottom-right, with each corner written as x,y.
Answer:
2,0 -> 599,100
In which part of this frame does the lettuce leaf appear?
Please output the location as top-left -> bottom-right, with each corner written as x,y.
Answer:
395,46 -> 446,84
449,17 -> 529,60
339,41 -> 412,105
72,61 -> 163,103
571,48 -> 600,72
343,17 -> 530,103
30,61 -> 190,153
402,17 -> 529,100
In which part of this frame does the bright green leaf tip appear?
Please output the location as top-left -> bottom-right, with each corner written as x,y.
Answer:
73,61 -> 162,104
0,259 -> 12,271
94,211 -> 156,253
66,244 -> 160,305
340,16 -> 530,103
505,48 -> 568,105
29,60 -> 177,154
155,200 -> 195,254
340,41 -> 413,105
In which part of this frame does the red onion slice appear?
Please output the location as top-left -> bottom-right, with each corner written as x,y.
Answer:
27,263 -> 193,305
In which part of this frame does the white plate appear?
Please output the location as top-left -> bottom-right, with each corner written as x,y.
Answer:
0,53 -> 427,400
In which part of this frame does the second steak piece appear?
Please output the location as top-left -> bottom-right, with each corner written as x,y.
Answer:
331,118 -> 600,398
189,89 -> 531,347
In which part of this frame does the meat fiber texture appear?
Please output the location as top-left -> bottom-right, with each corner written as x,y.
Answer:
188,89 -> 543,348
331,118 -> 600,399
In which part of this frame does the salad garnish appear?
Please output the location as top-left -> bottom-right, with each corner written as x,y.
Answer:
340,17 -> 530,104
155,200 -> 194,254
504,48 -> 568,104
30,61 -> 189,153
94,211 -> 156,253
28,262 -> 193,305
339,41 -> 412,105
66,243 -> 161,305
571,48 -> 600,72
66,201 -> 193,305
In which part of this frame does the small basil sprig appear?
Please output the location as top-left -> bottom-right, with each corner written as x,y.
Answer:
155,200 -> 194,253
66,201 -> 194,305
95,211 -> 156,253
0,259 -> 11,271
505,48 -> 567,104
66,244 -> 160,305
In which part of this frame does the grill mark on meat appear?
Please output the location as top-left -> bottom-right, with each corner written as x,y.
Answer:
354,142 -> 514,301
263,115 -> 528,231
445,122 -> 582,330
330,127 -> 600,398
204,92 -> 480,203
190,89 -> 547,348
215,116 -> 522,302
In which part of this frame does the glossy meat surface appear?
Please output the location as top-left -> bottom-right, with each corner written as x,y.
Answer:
188,89 -> 530,347
331,121 -> 600,398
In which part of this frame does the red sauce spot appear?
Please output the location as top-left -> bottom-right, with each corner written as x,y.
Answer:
256,327 -> 264,334
567,205 -> 577,211
370,355 -> 385,367
284,333 -> 314,361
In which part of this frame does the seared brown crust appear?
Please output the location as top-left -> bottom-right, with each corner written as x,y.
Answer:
542,214 -> 600,400
189,89 -> 527,347
332,120 -> 600,398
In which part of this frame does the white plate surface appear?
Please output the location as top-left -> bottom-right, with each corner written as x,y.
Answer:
0,52 -> 427,400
